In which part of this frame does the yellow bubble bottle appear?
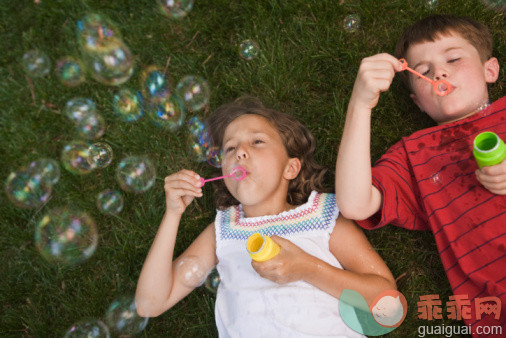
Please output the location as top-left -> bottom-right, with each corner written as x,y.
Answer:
246,233 -> 280,262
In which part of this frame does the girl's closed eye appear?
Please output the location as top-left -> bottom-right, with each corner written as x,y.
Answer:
448,58 -> 460,63
253,139 -> 264,145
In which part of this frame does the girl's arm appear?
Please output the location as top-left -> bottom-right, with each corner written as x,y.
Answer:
252,214 -> 396,306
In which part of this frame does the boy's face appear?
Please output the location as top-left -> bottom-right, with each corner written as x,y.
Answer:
406,33 -> 499,124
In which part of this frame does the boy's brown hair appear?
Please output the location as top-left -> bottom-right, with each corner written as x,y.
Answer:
206,96 -> 330,209
394,14 -> 493,89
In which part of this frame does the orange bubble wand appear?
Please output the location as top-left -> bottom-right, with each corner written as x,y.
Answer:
399,58 -> 454,96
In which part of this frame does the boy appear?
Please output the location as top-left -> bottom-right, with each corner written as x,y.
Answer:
335,15 -> 505,335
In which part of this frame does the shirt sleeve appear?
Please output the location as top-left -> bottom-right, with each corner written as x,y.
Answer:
356,140 -> 430,231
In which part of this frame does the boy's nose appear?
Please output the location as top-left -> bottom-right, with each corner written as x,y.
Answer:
434,68 -> 448,81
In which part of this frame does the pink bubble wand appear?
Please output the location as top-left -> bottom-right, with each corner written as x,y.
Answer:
399,58 -> 454,96
199,166 -> 247,187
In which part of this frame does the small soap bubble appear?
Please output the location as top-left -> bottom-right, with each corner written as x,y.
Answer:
35,208 -> 98,265
81,37 -> 134,86
187,116 -> 206,137
343,14 -> 361,33
146,95 -> 185,131
26,158 -> 61,186
481,0 -> 505,11
76,112 -> 106,140
425,0 -> 439,9
21,49 -> 51,77
176,255 -> 210,287
61,140 -> 96,175
105,296 -> 149,335
5,170 -> 52,209
116,156 -> 156,193
64,319 -> 110,338
97,190 -> 124,215
204,267 -> 220,293
430,173 -> 442,186
158,0 -> 194,19
88,142 -> 113,168
55,57 -> 85,87
140,66 -> 171,102
238,39 -> 260,61
206,146 -> 222,168
112,89 -> 143,122
175,75 -> 210,112
64,98 -> 97,123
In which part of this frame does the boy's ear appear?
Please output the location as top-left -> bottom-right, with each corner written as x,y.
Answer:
484,57 -> 500,84
284,158 -> 301,180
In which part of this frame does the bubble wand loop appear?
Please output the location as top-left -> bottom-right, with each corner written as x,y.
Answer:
399,59 -> 454,97
199,166 -> 247,187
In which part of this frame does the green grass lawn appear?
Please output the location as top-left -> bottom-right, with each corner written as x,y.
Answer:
0,0 -> 504,336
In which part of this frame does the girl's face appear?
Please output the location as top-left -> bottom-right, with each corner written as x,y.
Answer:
221,114 -> 299,212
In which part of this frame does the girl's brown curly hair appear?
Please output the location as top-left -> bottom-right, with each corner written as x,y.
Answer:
206,96 -> 330,210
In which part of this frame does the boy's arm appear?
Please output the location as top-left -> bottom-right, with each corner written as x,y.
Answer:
335,53 -> 402,220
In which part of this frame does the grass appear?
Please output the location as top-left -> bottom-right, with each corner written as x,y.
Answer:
0,0 -> 504,336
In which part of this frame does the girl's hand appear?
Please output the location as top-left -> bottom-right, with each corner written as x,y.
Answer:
475,160 -> 506,195
251,236 -> 312,284
350,53 -> 403,111
164,170 -> 203,215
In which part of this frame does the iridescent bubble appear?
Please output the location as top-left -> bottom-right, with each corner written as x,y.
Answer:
187,130 -> 211,162
481,0 -> 506,11
158,0 -> 194,19
64,319 -> 110,338
26,158 -> 61,186
425,0 -> 439,9
55,57 -> 85,87
34,208 -> 98,265
21,49 -> 51,77
5,170 -> 52,209
206,146 -> 222,168
96,190 -> 124,215
112,89 -> 143,122
187,116 -> 206,137
140,66 -> 171,102
61,140 -> 96,175
343,14 -> 361,33
175,75 -> 210,112
204,266 -> 220,293
116,156 -> 156,193
175,255 -> 210,287
238,39 -> 260,61
105,295 -> 149,336
64,98 -> 97,123
88,142 -> 113,168
75,112 -> 106,140
77,13 -> 121,51
146,95 -> 185,131
81,37 -> 134,86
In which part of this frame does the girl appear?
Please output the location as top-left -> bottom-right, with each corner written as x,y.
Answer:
135,96 -> 396,337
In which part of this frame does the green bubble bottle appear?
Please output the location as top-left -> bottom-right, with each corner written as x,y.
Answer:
246,233 -> 280,262
473,132 -> 506,168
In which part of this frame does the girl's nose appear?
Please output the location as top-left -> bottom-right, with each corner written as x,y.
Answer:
235,145 -> 248,160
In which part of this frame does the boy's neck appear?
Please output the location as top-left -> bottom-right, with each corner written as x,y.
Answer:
437,101 -> 491,125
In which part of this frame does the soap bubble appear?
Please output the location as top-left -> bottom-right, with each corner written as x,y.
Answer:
26,158 -> 61,186
206,146 -> 222,168
64,98 -> 97,123
88,142 -> 113,168
140,66 -> 171,102
425,0 -> 439,9
75,112 -> 106,140
481,0 -> 505,11
238,39 -> 260,61
158,0 -> 194,19
204,267 -> 220,293
97,190 -> 124,215
5,170 -> 52,209
112,89 -> 143,122
77,13 -> 121,51
187,129 -> 211,162
55,57 -> 85,87
64,319 -> 110,338
35,208 -> 98,265
21,49 -> 51,77
175,75 -> 210,112
187,116 -> 206,137
343,14 -> 361,33
146,95 -> 185,131
61,140 -> 96,174
116,156 -> 156,193
105,295 -> 149,335
175,255 -> 210,287
81,37 -> 134,86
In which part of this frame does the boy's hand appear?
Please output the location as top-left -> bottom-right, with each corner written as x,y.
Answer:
251,236 -> 311,284
475,160 -> 506,195
164,170 -> 203,215
350,53 -> 403,111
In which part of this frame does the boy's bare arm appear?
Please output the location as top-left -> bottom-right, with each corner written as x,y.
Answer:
335,53 -> 402,220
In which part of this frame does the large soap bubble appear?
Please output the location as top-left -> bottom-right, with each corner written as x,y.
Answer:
175,75 -> 210,112
61,140 -> 96,174
35,208 -> 98,265
5,169 -> 52,209
175,255 -> 211,287
116,156 -> 156,193
21,49 -> 51,77
158,0 -> 194,19
146,95 -> 185,131
112,89 -> 143,122
64,318 -> 110,338
26,158 -> 61,186
104,295 -> 149,336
